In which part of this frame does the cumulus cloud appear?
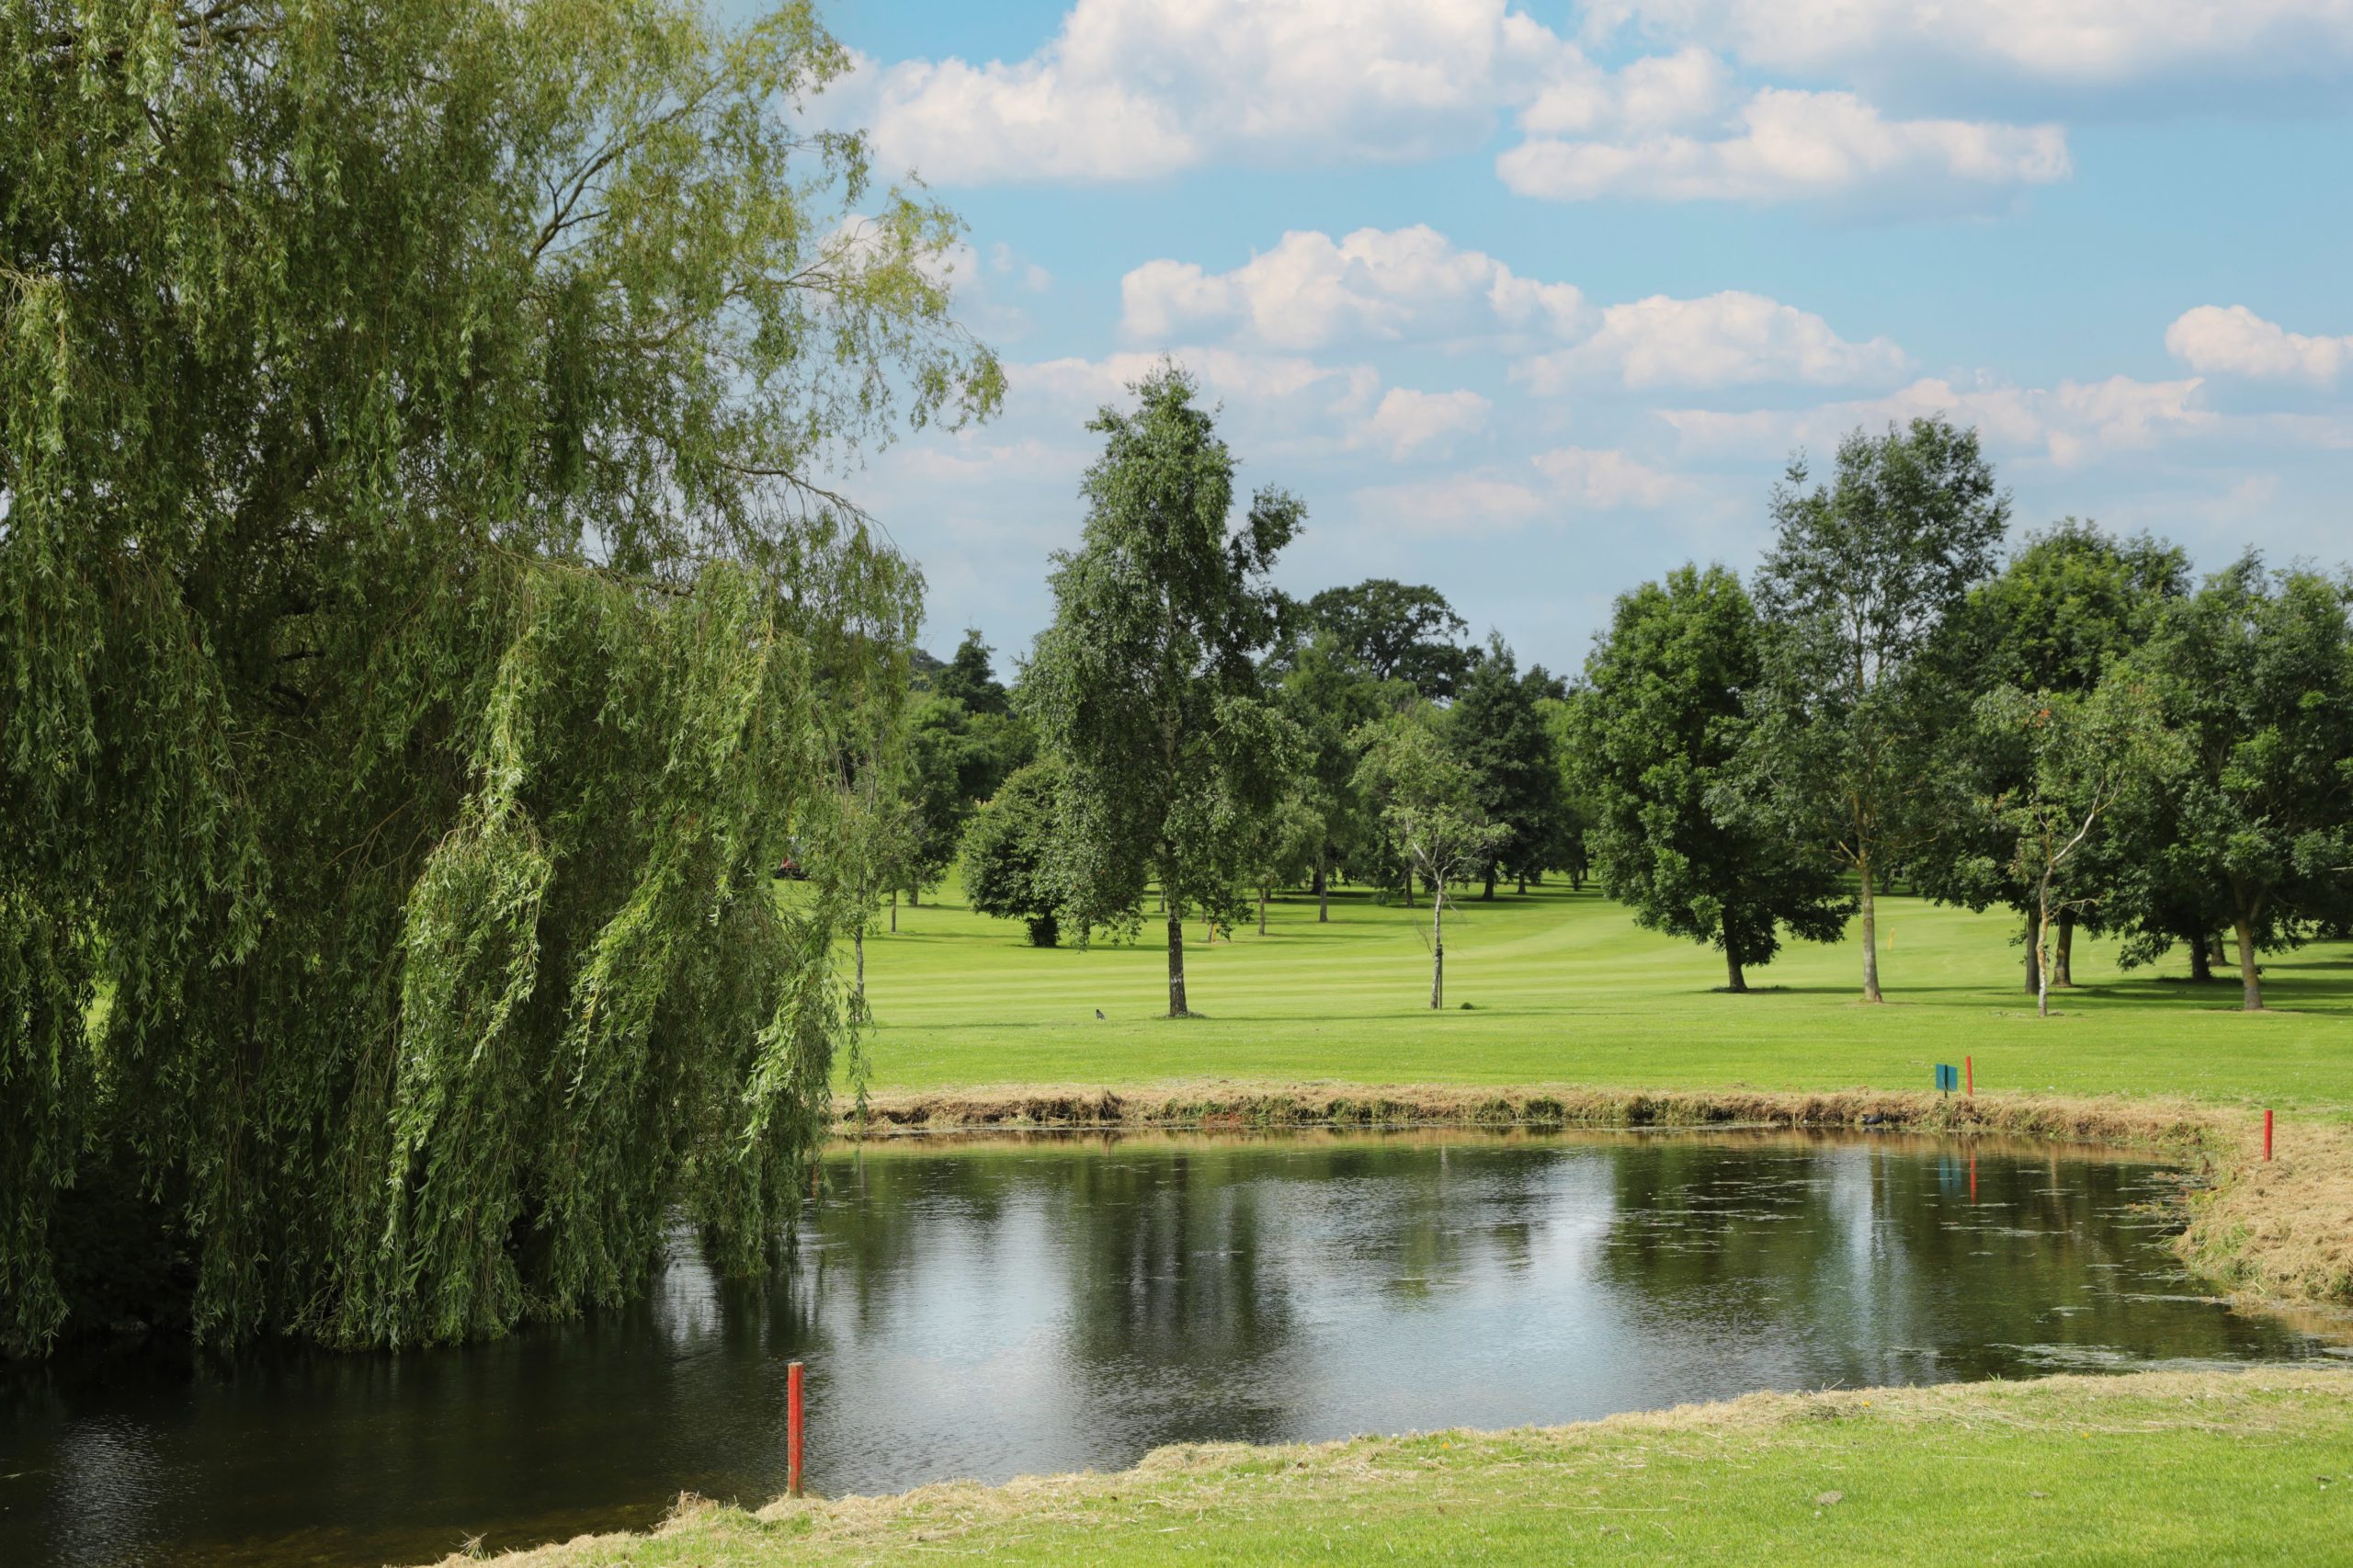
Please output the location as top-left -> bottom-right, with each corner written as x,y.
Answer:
1499,87 -> 2069,206
1358,389 -> 1492,459
852,0 -> 1567,184
1348,473 -> 1553,536
1515,290 -> 1909,391
1121,226 -> 1586,351
1532,446 -> 1696,507
1126,228 -> 1902,391
2165,305 -> 2353,387
1349,444 -> 1692,537
1657,374 -> 2212,466
1583,1 -> 2353,90
843,1 -> 2067,210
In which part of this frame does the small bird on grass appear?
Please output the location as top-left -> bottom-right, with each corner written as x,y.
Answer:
1095,1008 -> 1106,1019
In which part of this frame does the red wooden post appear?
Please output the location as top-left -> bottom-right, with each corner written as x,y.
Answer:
2263,1108 -> 2273,1163
787,1360 -> 806,1497
1964,1055 -> 1972,1097
1968,1152 -> 1977,1205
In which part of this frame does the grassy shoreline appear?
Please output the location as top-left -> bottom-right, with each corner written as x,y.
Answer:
838,1082 -> 2353,1323
469,1368 -> 2353,1565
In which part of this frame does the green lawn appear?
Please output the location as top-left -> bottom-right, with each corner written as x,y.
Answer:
856,880 -> 2353,1110
490,1370 -> 2353,1566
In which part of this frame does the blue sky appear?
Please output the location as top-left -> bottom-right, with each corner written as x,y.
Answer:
797,1 -> 2352,675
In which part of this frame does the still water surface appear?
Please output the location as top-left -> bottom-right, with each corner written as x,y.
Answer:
3,1128 -> 2338,1565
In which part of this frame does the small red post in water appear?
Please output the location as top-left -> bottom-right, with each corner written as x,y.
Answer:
1964,1055 -> 1973,1098
2264,1108 -> 2274,1163
1968,1153 -> 1977,1205
787,1360 -> 806,1498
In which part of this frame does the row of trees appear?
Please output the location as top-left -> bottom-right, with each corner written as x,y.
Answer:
928,370 -> 2352,1023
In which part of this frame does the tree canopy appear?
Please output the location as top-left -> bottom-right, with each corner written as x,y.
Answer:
1574,565 -> 1850,991
1745,417 -> 2008,1002
0,0 -> 997,1354
1299,579 -> 1474,699
1023,367 -> 1302,1016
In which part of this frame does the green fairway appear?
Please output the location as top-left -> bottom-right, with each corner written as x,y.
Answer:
487,1369 -> 2353,1567
853,880 -> 2353,1109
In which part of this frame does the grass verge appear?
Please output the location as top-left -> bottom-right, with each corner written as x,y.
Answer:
468,1368 -> 2353,1566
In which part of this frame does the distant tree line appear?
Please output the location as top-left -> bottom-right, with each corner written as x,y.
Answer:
934,370 -> 2353,1020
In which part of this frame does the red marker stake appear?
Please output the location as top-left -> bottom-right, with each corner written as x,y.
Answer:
788,1361 -> 806,1498
1964,1055 -> 1972,1098
2264,1108 -> 2274,1163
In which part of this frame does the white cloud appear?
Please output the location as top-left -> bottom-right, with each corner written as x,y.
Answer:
1499,88 -> 2068,206
1532,446 -> 1695,507
1121,226 -> 1586,351
1359,389 -> 1491,459
1585,1 -> 2353,88
2165,305 -> 2353,387
1348,443 -> 1693,538
847,1 -> 2068,211
1657,374 -> 2212,466
854,0 -> 1569,184
1515,290 -> 1909,391
1348,473 -> 1552,537
1127,228 -> 1902,390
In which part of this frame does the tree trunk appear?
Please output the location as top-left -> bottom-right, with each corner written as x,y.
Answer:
1166,914 -> 1188,1017
1723,932 -> 1746,994
1401,869 -> 1414,909
2188,930 -> 2214,984
1257,884 -> 1267,937
1858,855 -> 1884,1003
1429,892 -> 1444,1010
2023,907 -> 2040,995
854,927 -> 866,1001
908,884 -> 920,908
1517,869 -> 1527,895
889,888 -> 898,935
1314,863 -> 1329,924
2232,915 -> 2263,1012
2034,890 -> 2052,1019
1569,862 -> 1583,892
1482,864 -> 1497,901
2054,913 -> 2075,987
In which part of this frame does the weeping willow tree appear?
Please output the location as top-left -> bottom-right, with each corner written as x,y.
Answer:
0,0 -> 999,1355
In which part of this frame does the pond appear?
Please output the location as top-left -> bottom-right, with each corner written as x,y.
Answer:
3,1128 -> 2338,1566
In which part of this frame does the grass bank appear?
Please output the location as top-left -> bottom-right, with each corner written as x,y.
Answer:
470,1368 -> 2353,1566
842,1082 -> 2353,1317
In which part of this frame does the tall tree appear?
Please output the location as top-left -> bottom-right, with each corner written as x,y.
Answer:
1573,565 -> 1851,992
1023,367 -> 1303,1017
1448,635 -> 1565,897
1745,417 -> 2008,1002
1301,579 -> 1473,699
1925,523 -> 2188,988
900,631 -> 1033,907
1275,629 -> 1393,921
933,628 -> 1013,716
2142,560 -> 2353,1010
0,0 -> 997,1355
1353,716 -> 1508,1009
1974,673 -> 2178,1017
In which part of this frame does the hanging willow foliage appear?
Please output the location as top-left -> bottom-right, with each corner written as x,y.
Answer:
0,0 -> 998,1353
